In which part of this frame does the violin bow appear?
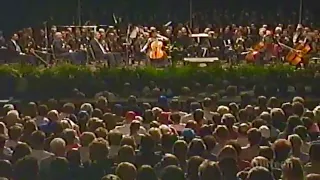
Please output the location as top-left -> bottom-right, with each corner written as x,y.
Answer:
164,21 -> 172,27
126,24 -> 132,44
278,42 -> 301,52
30,49 -> 49,67
113,13 -> 119,25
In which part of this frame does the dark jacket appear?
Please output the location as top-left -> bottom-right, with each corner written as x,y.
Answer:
52,39 -> 68,56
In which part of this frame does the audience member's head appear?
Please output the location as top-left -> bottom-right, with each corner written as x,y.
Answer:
118,145 -> 135,164
50,138 -> 66,157
11,143 -> 32,164
66,149 -> 81,166
259,146 -> 274,161
140,134 -> 156,153
116,162 -> 137,180
214,125 -> 229,143
30,130 -> 46,150
161,165 -> 185,180
137,165 -> 158,180
246,166 -> 274,180
247,128 -> 262,146
273,139 -> 292,162
14,157 -> 39,180
307,174 -> 320,180
0,160 -> 12,179
218,145 -> 237,161
199,160 -> 222,180
187,138 -> 206,157
79,131 -> 96,147
49,157 -> 69,180
282,157 -> 304,180
8,125 -> 22,141
89,138 -> 109,162
309,143 -> 320,163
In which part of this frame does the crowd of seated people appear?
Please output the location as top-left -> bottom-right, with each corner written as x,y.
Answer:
0,92 -> 320,180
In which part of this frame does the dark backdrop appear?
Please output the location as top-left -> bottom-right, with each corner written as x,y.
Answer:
0,0 -> 318,35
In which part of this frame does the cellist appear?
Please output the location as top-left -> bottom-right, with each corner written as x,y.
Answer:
140,27 -> 169,67
293,24 -> 304,46
261,30 -> 275,62
283,26 -> 312,68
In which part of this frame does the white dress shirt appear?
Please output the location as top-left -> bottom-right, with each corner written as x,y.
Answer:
95,39 -> 107,54
115,123 -> 146,135
11,39 -> 22,52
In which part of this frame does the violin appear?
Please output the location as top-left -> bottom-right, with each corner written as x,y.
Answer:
149,38 -> 166,60
286,42 -> 311,66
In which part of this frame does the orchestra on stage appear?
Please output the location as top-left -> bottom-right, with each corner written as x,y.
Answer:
0,23 -> 319,68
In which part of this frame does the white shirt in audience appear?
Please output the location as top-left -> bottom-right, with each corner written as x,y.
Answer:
181,113 -> 194,124
108,145 -> 120,159
170,124 -> 186,133
5,140 -> 20,150
2,147 -> 12,156
203,110 -> 215,122
181,113 -> 208,124
79,146 -> 90,163
237,137 -> 249,148
115,124 -> 146,135
30,149 -> 54,162
35,116 -> 49,126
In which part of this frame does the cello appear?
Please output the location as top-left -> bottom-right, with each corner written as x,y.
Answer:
245,41 -> 265,62
285,42 -> 311,66
149,38 -> 166,60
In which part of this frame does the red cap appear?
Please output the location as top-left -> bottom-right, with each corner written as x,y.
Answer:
125,111 -> 136,122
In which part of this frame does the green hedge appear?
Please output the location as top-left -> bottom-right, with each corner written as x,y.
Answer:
0,63 -> 319,100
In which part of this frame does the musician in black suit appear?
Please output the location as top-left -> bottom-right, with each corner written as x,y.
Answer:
52,32 -> 70,58
6,33 -> 36,64
7,34 -> 23,53
52,32 -> 86,64
90,32 -> 116,66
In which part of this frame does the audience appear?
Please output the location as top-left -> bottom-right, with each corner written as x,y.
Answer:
0,95 -> 319,180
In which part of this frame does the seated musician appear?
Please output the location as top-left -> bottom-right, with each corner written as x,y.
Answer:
262,30 -> 276,62
7,33 -> 24,54
106,32 -> 123,65
52,32 -> 86,64
90,31 -> 116,67
35,29 -> 47,50
140,28 -> 170,67
52,32 -> 71,58
6,33 -> 36,64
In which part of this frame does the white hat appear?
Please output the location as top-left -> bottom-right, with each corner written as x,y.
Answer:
259,125 -> 270,138
275,27 -> 282,32
259,28 -> 266,36
98,28 -> 105,33
3,104 -> 14,110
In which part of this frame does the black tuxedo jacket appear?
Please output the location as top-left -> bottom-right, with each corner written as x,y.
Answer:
7,40 -> 21,52
90,39 -> 104,59
52,39 -> 68,55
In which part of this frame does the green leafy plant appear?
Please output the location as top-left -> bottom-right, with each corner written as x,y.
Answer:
0,63 -> 319,100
